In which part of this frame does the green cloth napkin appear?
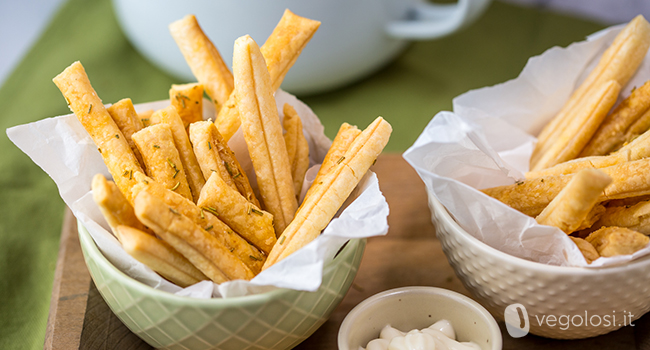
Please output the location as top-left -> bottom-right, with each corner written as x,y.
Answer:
0,0 -> 604,348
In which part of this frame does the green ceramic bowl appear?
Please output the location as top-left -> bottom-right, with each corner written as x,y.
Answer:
78,222 -> 366,350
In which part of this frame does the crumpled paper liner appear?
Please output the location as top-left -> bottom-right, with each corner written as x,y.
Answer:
7,89 -> 389,298
404,22 -> 650,268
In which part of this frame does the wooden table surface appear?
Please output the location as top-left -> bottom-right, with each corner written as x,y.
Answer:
43,154 -> 647,350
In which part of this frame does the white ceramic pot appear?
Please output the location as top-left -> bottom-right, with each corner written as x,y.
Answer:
112,0 -> 491,95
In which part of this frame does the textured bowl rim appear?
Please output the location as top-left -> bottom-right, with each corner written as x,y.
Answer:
78,220 -> 363,306
430,195 -> 650,274
337,286 -> 503,350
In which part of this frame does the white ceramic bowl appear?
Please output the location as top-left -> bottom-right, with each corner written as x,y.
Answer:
428,194 -> 650,339
338,286 -> 502,350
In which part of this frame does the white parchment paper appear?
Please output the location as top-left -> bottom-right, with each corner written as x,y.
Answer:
7,89 -> 389,298
404,23 -> 650,268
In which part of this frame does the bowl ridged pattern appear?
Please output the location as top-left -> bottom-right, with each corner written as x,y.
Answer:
78,222 -> 365,349
428,195 -> 650,339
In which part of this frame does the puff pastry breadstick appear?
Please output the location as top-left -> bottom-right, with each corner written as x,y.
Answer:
526,154 -> 626,179
620,108 -> 650,148
586,226 -> 649,257
189,120 -> 259,207
132,124 -> 193,201
570,236 -> 600,264
482,176 -> 572,217
592,199 -> 650,235
117,225 -> 207,287
263,117 -> 392,269
532,80 -> 621,171
134,190 -> 255,282
283,104 -> 310,198
107,98 -> 144,166
304,122 -> 361,202
52,61 -> 143,203
527,126 -> 650,178
197,172 -> 276,254
233,35 -> 298,235
319,123 -> 361,176
261,9 -> 321,92
536,168 -> 612,233
215,10 -> 320,141
600,158 -> 650,199
149,106 -> 205,201
138,109 -> 154,127
486,157 -> 650,216
605,194 -> 650,208
169,15 -> 233,112
92,174 -> 149,238
189,122 -> 237,190
531,15 -> 650,168
131,172 -> 265,273
170,83 -> 204,129
580,80 -> 650,157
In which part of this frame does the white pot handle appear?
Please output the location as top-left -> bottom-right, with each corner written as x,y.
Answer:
386,0 -> 491,40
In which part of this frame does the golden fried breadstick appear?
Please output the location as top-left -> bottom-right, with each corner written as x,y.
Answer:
618,127 -> 650,160
604,194 -> 650,207
138,109 -> 154,127
91,174 -> 149,238
304,123 -> 361,202
283,104 -> 310,198
526,154 -> 625,179
586,226 -> 649,257
592,200 -> 650,235
117,225 -> 207,287
482,176 -> 572,217
197,172 -> 276,255
600,158 -> 650,199
132,124 -> 193,201
134,191 -> 255,282
169,83 -> 204,129
149,106 -> 205,201
52,61 -> 143,202
189,120 -> 260,207
169,15 -> 233,112
261,9 -> 321,92
320,123 -> 361,176
489,157 -> 650,216
233,35 -> 298,235
527,126 -> 650,178
263,117 -> 392,269
189,122 -> 235,188
536,169 -> 612,233
621,108 -> 650,146
532,15 -> 650,167
532,80 -> 621,171
215,10 -> 320,141
570,236 -> 600,264
579,204 -> 607,232
580,80 -> 650,157
107,98 -> 144,166
131,172 -> 265,273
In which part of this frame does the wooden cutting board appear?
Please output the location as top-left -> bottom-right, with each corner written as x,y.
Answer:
43,154 -> 648,350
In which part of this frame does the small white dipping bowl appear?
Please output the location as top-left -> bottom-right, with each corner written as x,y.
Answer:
338,286 -> 502,350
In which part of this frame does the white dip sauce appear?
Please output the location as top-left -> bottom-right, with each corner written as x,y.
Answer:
360,320 -> 481,350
